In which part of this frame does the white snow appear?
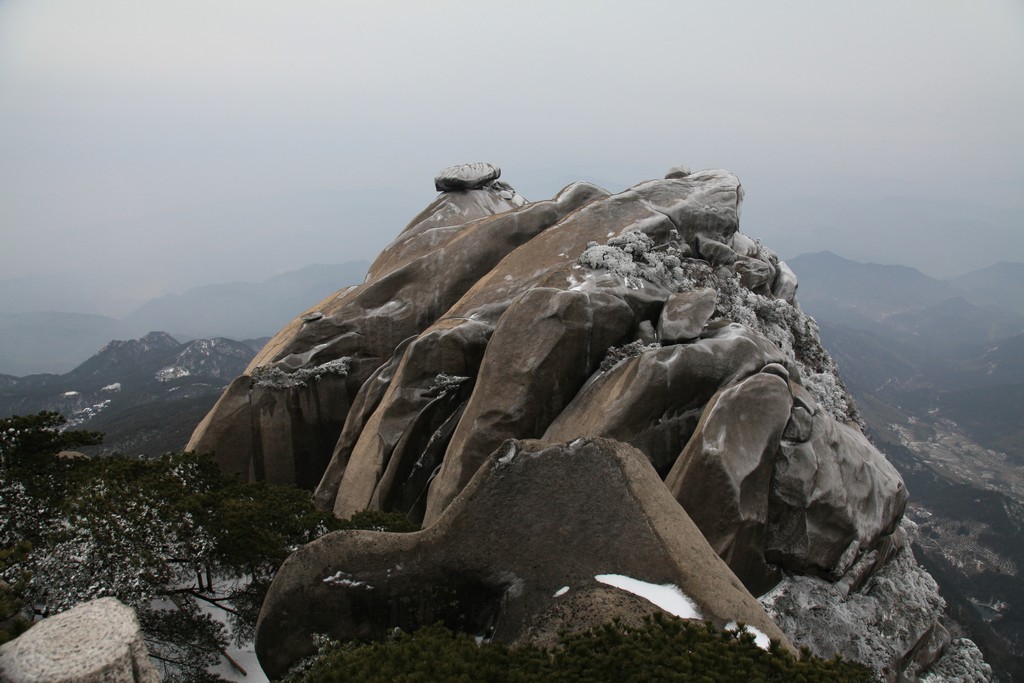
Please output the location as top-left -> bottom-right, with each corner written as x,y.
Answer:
725,621 -> 771,650
594,574 -> 702,620
155,366 -> 190,382
553,586 -> 570,597
496,442 -> 518,468
323,570 -> 373,589
62,391 -> 79,397
101,383 -> 121,392
567,271 -> 601,292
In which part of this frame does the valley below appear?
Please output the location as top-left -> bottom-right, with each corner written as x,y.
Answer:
794,252 -> 1024,678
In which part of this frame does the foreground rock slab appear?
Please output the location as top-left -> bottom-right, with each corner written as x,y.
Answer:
255,437 -> 792,678
0,598 -> 159,683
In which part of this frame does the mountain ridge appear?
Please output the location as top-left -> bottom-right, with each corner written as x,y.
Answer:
0,330 -> 259,457
0,261 -> 368,376
185,164 -> 985,679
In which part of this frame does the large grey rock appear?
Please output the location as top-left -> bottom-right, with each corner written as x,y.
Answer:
666,372 -> 793,593
771,259 -> 799,304
544,323 -> 789,476
185,163 -> 980,677
656,287 -> 717,342
422,288 -> 635,524
0,598 -> 159,683
319,172 -> 747,520
332,318 -> 493,518
194,168 -> 754,494
766,411 -> 908,576
189,180 -> 604,484
256,437 -> 792,679
761,523 -> 972,682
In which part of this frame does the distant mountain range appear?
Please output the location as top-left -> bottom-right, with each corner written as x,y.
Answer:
0,331 -> 261,457
0,261 -> 368,376
789,251 -> 1024,675
751,196 -> 1024,279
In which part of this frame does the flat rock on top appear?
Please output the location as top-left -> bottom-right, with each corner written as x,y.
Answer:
434,162 -> 502,191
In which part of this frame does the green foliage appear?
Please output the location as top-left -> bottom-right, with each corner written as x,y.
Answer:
0,541 -> 33,644
285,614 -> 873,683
0,411 -> 348,679
0,411 -> 102,470
337,509 -> 420,533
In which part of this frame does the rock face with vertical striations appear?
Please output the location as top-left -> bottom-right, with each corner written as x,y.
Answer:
192,163 -> 987,680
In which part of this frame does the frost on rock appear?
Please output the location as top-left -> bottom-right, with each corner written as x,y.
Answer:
428,373 -> 471,398
921,638 -> 992,682
600,339 -> 661,372
710,270 -> 858,424
250,357 -> 352,390
576,228 -> 858,423
759,522 -> 977,680
323,571 -> 373,590
577,229 -> 685,289
494,442 -> 519,469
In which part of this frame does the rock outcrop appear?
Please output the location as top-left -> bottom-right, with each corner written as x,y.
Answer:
0,598 -> 159,683
255,437 -> 792,679
192,162 -> 984,679
761,522 -> 992,682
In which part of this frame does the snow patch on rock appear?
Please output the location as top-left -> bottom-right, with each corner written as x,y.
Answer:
725,621 -> 772,650
156,366 -> 191,382
323,571 -> 373,590
594,574 -> 702,620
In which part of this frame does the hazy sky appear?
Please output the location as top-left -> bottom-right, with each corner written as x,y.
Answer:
1,1 -> 1022,314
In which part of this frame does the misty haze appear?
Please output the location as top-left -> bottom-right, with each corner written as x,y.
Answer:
1,2 -> 1022,681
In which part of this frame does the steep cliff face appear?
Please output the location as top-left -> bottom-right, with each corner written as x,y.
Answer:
191,164 -> 988,680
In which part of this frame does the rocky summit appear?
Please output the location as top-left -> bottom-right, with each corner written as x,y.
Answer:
191,163 -> 990,680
